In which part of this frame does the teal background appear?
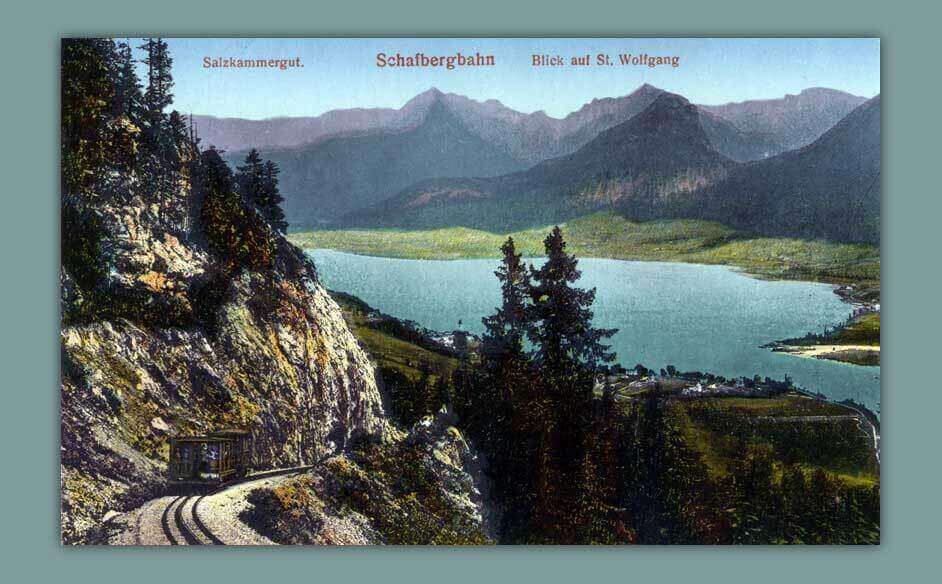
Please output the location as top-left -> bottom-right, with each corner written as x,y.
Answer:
1,0 -> 937,581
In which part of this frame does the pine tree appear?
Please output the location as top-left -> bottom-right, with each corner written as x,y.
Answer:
481,237 -> 530,358
526,226 -> 617,540
528,226 -> 616,378
235,148 -> 265,195
235,149 -> 288,233
113,40 -> 143,122
138,37 -> 175,161
140,38 -> 173,122
470,237 -> 532,457
61,38 -> 119,196
261,161 -> 288,233
198,147 -> 274,271
135,38 -> 180,221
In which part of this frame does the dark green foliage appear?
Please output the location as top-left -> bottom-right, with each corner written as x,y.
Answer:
481,237 -> 529,357
378,363 -> 448,428
140,38 -> 173,123
454,230 -> 878,544
235,149 -> 288,233
685,404 -> 877,476
61,38 -> 118,196
330,438 -> 490,544
61,196 -> 106,292
189,269 -> 234,332
113,41 -> 144,124
455,230 -> 630,543
198,148 -> 275,271
61,38 -> 276,332
528,226 -> 616,375
622,397 -> 879,544
136,38 -> 189,218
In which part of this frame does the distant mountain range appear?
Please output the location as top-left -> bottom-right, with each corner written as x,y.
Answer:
699,88 -> 868,153
228,100 -> 525,226
198,85 -> 869,227
687,94 -> 881,243
341,93 -> 735,231
341,92 -> 881,244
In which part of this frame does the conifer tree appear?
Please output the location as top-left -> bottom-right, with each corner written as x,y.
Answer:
236,148 -> 265,195
61,38 -> 118,196
134,38 -> 180,220
140,37 -> 173,122
235,149 -> 288,233
198,147 -> 274,271
528,226 -> 616,378
113,40 -> 143,122
260,161 -> 288,233
481,237 -> 530,358
526,226 -> 617,540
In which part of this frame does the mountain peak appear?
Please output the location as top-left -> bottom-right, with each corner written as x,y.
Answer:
650,91 -> 692,107
635,83 -> 662,94
629,91 -> 699,130
403,87 -> 447,111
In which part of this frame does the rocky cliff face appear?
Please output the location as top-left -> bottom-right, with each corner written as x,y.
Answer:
60,193 -> 389,544
242,409 -> 498,545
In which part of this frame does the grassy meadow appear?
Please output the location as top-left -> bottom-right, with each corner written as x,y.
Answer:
291,212 -> 881,285
675,395 -> 879,488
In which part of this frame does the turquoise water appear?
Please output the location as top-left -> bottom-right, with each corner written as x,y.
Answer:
308,249 -> 881,414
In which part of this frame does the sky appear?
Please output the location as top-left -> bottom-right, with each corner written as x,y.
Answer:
133,38 -> 880,120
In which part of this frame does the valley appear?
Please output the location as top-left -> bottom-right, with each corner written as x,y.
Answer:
60,37 -> 881,545
291,212 -> 880,284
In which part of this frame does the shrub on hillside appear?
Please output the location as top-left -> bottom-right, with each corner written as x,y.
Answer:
197,148 -> 275,272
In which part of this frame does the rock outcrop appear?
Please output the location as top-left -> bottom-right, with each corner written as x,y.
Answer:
241,408 -> 496,545
60,194 -> 388,544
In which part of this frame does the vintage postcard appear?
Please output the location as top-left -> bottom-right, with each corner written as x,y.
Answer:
60,38 -> 880,545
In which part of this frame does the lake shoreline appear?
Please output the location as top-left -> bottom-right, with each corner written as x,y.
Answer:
289,212 -> 880,287
769,343 -> 881,367
295,242 -> 874,288
307,248 -> 880,413
305,243 -> 882,367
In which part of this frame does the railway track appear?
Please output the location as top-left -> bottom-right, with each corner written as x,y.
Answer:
159,495 -> 224,545
146,466 -> 316,545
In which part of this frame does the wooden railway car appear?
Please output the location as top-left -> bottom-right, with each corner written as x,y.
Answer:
168,429 -> 253,484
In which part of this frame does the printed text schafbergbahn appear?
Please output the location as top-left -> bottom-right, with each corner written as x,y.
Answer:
376,51 -> 496,70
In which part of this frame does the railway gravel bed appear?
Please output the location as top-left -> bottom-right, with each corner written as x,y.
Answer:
107,466 -> 314,545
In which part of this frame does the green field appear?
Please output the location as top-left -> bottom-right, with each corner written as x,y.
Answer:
674,395 -> 879,487
291,212 -> 880,284
330,292 -> 458,382
835,312 -> 881,345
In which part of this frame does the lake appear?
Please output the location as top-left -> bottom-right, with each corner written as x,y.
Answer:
307,249 -> 881,414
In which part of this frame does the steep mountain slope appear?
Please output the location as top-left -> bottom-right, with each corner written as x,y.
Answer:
697,109 -> 783,162
456,83 -> 668,165
200,85 -> 861,168
60,185 -> 390,543
205,86 -> 865,227
200,85 -> 667,166
344,93 -> 734,230
686,95 -> 881,243
699,88 -> 868,154
240,100 -> 526,226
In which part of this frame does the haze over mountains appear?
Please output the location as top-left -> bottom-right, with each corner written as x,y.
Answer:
342,91 -> 881,244
344,93 -> 736,231
699,88 -> 868,153
689,94 -> 881,243
196,84 -> 878,243
236,100 -> 526,225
